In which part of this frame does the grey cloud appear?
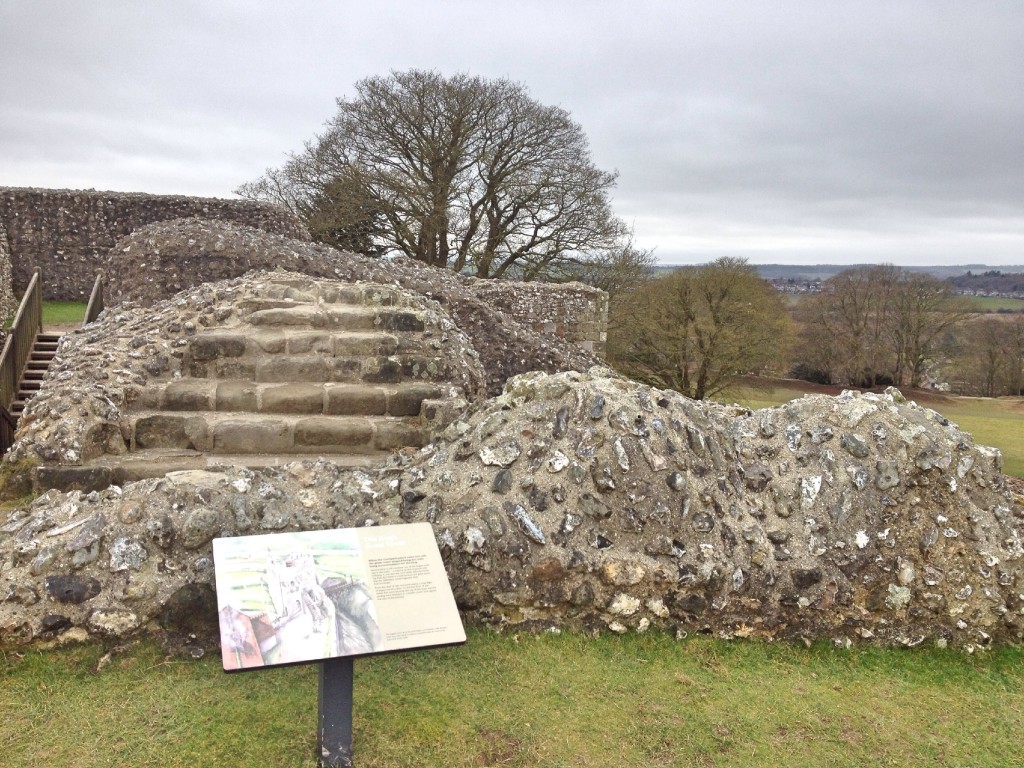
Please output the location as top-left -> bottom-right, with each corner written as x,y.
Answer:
1,0 -> 1021,264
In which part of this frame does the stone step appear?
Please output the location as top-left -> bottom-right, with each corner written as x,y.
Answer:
187,329 -> 425,365
187,351 -> 450,384
136,380 -> 444,417
32,450 -> 390,494
126,411 -> 426,454
237,283 -> 411,311
243,304 -> 425,333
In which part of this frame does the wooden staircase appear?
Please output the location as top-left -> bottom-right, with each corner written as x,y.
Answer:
10,333 -> 62,417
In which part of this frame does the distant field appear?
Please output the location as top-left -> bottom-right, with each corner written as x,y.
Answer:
780,293 -> 1024,313
960,295 -> 1024,312
720,378 -> 1024,478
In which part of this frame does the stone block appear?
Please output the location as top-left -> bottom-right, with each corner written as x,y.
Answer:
137,386 -> 162,409
320,284 -> 370,304
134,414 -> 210,450
328,358 -> 364,382
247,306 -> 320,326
287,332 -> 332,354
189,334 -> 247,361
250,331 -> 286,354
212,418 -> 291,453
216,381 -> 258,411
261,384 -> 325,414
387,384 -> 444,417
214,358 -> 257,380
332,332 -> 399,357
256,356 -> 329,383
293,417 -> 373,449
163,381 -> 216,410
34,466 -> 113,495
373,419 -> 426,450
324,384 -> 387,416
320,308 -> 376,331
363,358 -> 403,384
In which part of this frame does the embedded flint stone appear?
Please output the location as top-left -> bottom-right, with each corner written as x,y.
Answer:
505,502 -> 546,544
44,574 -> 101,604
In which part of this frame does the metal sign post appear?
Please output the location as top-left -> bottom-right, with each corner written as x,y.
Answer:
318,656 -> 355,767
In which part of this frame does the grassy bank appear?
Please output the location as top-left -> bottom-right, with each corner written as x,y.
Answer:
2,631 -> 1022,767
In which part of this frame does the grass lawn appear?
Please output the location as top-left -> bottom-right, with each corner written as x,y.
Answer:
720,379 -> 1024,478
42,301 -> 87,327
3,301 -> 87,329
2,632 -> 1022,768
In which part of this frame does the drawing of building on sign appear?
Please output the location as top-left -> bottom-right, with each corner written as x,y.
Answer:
213,530 -> 383,670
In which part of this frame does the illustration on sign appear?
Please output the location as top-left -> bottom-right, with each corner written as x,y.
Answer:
213,523 -> 465,670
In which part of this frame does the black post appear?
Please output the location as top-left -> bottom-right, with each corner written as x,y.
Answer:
317,656 -> 355,767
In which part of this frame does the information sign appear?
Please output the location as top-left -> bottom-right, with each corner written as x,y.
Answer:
212,522 -> 466,767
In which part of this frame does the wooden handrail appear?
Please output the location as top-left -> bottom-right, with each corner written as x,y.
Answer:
84,270 -> 105,326
0,267 -> 43,455
0,403 -> 15,431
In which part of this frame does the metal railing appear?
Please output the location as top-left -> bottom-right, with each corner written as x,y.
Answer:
0,268 -> 43,454
84,271 -> 105,326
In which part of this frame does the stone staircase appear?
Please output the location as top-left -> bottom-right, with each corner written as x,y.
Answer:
37,281 -> 460,490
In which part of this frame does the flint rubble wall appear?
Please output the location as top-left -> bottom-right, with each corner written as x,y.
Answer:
0,187 -> 308,300
474,282 -> 608,356
0,220 -> 13,323
103,219 -> 608,386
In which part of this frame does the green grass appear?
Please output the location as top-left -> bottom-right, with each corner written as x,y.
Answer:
3,301 -> 87,329
42,300 -> 87,326
960,295 -> 1024,313
2,632 -> 1022,767
720,380 -> 1024,478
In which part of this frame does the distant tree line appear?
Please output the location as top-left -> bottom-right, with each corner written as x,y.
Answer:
948,270 -> 1024,297
606,261 -> 1024,400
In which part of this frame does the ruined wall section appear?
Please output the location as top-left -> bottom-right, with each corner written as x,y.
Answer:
0,187 -> 309,300
473,281 -> 609,357
0,220 -> 14,323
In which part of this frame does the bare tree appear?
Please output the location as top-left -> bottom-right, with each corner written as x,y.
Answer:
238,70 -> 627,279
797,266 -> 901,387
887,272 -> 969,387
797,266 -> 966,388
951,315 -> 1024,396
608,257 -> 793,400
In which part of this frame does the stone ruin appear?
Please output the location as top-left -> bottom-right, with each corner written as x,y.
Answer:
0,219 -> 14,324
103,217 -> 608,381
0,186 -> 309,301
1,201 -> 1022,653
1,367 -> 1022,652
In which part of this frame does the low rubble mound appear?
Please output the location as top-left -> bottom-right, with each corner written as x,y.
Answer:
1,272 -> 486,495
1,369 -> 1021,651
103,218 -> 601,395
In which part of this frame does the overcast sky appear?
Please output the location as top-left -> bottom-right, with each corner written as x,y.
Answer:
2,1 -> 1022,266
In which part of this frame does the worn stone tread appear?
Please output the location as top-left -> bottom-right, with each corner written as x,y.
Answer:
137,380 -> 444,417
126,410 -> 426,453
